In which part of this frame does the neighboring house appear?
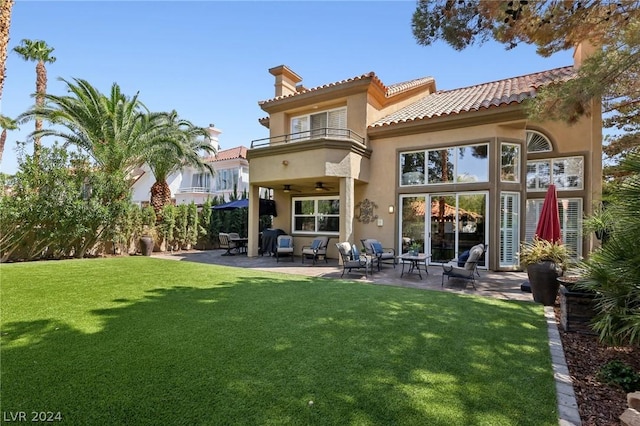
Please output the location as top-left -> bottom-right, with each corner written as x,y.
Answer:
131,125 -> 250,206
245,43 -> 602,271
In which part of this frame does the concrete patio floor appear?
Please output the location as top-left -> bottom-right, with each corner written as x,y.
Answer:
152,249 -> 533,303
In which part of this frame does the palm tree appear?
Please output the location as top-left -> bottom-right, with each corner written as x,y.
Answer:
580,150 -> 640,346
17,77 -> 166,175
144,111 -> 215,216
0,114 -> 18,165
0,0 -> 15,104
13,39 -> 56,159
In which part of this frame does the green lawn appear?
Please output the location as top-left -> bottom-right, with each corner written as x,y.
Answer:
1,257 -> 557,425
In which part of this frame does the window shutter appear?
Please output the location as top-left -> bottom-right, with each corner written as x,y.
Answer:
291,116 -> 309,140
525,199 -> 543,242
327,109 -> 347,138
526,130 -> 552,153
500,193 -> 520,267
559,198 -> 582,260
526,198 -> 582,261
310,113 -> 327,138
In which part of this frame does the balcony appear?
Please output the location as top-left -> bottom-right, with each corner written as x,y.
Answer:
250,127 -> 366,149
177,186 -> 215,194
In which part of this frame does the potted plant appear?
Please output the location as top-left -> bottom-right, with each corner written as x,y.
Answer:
519,238 -> 570,306
139,225 -> 157,256
409,242 -> 421,256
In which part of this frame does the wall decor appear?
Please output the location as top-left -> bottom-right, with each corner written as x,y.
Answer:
356,199 -> 378,224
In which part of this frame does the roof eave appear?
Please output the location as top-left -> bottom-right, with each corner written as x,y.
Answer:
367,103 -> 528,139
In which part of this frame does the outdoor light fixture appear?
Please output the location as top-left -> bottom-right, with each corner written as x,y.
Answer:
315,182 -> 324,191
388,205 -> 394,214
283,184 -> 291,193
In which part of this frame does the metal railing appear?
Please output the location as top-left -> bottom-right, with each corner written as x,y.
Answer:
177,186 -> 215,194
250,127 -> 366,149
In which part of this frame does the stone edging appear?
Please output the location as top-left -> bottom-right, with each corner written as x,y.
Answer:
545,306 -> 582,426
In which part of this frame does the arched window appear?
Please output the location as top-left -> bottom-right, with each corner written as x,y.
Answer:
526,130 -> 552,153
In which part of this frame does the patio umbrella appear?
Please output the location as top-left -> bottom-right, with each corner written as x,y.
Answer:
213,199 -> 249,210
212,198 -> 277,216
535,184 -> 561,243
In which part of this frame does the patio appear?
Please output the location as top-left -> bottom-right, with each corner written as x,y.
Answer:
152,249 -> 533,303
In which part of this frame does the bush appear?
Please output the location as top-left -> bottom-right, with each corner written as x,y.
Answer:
596,360 -> 640,392
0,144 -> 130,261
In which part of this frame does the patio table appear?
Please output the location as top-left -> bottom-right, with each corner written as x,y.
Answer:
398,253 -> 431,279
230,237 -> 248,254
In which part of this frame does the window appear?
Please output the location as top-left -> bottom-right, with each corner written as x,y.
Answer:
526,130 -> 552,153
191,172 -> 211,189
400,143 -> 489,186
215,168 -> 239,191
526,160 -> 551,190
293,196 -> 340,234
527,156 -> 583,191
553,157 -> 583,190
400,151 -> 425,185
525,197 -> 582,261
501,143 -> 520,182
291,107 -> 347,140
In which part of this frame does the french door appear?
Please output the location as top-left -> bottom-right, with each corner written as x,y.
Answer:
399,192 -> 487,266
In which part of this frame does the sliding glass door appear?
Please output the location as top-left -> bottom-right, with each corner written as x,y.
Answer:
429,193 -> 487,264
399,192 -> 487,266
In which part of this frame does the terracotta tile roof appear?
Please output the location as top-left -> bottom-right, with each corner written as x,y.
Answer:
259,73 -> 435,105
370,66 -> 575,128
204,146 -> 248,162
385,76 -> 435,96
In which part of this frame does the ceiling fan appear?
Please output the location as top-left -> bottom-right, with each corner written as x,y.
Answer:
282,184 -> 300,193
315,182 -> 332,192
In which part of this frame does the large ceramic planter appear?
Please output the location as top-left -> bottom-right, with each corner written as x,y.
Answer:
140,236 -> 154,256
527,261 -> 562,306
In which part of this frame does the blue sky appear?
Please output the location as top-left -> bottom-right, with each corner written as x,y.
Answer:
2,1 -> 575,175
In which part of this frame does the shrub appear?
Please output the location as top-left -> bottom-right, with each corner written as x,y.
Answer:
596,360 -> 640,393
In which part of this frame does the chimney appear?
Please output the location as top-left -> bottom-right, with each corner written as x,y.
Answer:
207,124 -> 221,154
269,65 -> 303,97
573,41 -> 597,70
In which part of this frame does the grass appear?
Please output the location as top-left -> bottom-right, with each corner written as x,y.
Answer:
1,257 -> 557,425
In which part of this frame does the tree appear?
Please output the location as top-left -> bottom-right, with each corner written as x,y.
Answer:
0,0 -> 14,104
13,39 -> 56,159
0,114 -> 17,165
143,110 -> 215,216
412,1 -> 640,145
580,149 -> 640,346
17,77 -> 166,176
0,143 -> 130,261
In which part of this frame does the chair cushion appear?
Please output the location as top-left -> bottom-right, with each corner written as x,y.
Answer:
457,250 -> 470,267
351,245 -> 360,260
464,244 -> 484,270
371,242 -> 384,254
310,239 -> 322,250
279,238 -> 291,248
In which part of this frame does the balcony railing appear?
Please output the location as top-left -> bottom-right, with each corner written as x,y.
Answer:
250,127 -> 366,149
177,186 -> 215,194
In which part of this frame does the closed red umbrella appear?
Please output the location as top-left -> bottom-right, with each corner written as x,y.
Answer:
535,184 -> 562,243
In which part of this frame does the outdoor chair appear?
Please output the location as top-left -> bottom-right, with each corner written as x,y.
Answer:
276,235 -> 294,262
361,238 -> 396,271
441,243 -> 486,289
218,233 -> 238,256
301,236 -> 329,264
335,242 -> 372,278
227,232 -> 246,254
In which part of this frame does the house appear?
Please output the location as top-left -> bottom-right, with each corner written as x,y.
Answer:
130,125 -> 250,207
245,44 -> 602,271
